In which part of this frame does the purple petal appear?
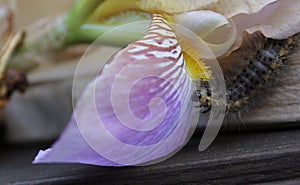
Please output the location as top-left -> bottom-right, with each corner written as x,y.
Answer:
33,14 -> 198,166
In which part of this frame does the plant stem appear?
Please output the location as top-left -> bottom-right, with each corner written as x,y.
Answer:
0,32 -> 24,79
66,21 -> 149,47
65,0 -> 104,31
8,0 -> 150,72
9,0 -> 103,72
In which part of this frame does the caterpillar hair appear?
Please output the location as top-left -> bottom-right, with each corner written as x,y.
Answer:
193,32 -> 300,128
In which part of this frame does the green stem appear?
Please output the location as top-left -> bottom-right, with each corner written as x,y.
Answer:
9,1 -> 151,72
66,22 -> 149,47
66,11 -> 151,46
9,0 -> 103,72
65,0 -> 104,31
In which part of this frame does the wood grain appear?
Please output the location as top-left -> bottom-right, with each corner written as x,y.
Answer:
1,129 -> 300,184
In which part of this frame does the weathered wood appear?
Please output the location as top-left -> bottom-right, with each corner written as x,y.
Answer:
257,179 -> 300,185
0,129 -> 300,184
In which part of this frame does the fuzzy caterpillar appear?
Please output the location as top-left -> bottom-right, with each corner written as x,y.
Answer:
226,34 -> 299,112
193,33 -> 300,117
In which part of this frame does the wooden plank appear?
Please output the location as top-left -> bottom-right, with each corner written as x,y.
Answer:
257,179 -> 300,185
1,129 -> 300,184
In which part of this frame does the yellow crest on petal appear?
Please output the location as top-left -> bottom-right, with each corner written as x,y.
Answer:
183,51 -> 211,81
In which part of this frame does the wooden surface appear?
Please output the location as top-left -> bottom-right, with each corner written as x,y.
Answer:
1,128 -> 300,185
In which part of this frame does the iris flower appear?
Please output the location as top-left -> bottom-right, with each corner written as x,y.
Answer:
33,0 -> 300,166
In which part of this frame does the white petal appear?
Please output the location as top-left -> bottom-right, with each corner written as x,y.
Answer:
172,11 -> 237,57
172,10 -> 229,38
137,0 -> 277,17
246,0 -> 300,39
